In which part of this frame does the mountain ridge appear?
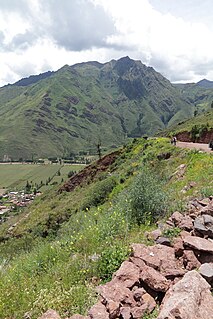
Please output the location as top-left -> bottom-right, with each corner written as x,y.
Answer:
0,56 -> 210,160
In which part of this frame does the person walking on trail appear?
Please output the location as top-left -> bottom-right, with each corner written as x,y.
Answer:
173,136 -> 177,146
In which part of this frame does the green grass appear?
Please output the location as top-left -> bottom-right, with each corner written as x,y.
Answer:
0,164 -> 85,191
0,137 -> 212,318
0,57 -> 195,160
165,109 -> 213,137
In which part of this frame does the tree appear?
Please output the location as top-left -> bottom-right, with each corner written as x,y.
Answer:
96,139 -> 102,160
25,180 -> 31,193
194,110 -> 198,117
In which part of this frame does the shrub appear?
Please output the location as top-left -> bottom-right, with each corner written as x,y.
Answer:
97,243 -> 129,282
163,227 -> 181,239
68,170 -> 75,178
82,176 -> 117,209
126,167 -> 169,224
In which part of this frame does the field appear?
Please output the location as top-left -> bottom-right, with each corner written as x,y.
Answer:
0,163 -> 85,191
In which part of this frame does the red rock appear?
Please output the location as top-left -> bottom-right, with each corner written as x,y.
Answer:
173,238 -> 184,257
198,198 -> 211,206
182,250 -> 201,271
133,288 -> 146,302
178,216 -> 193,231
198,252 -> 213,264
120,307 -> 131,319
106,300 -> 120,319
140,265 -> 170,292
98,280 -> 136,307
183,235 -> 213,253
180,230 -> 191,239
38,310 -> 61,319
131,244 -> 185,279
200,202 -> 213,216
129,257 -> 146,270
147,229 -> 162,241
113,261 -> 140,288
199,263 -> 213,285
158,270 -> 213,319
68,315 -> 89,319
131,244 -> 160,269
156,237 -> 171,246
131,305 -> 148,319
170,211 -> 183,226
166,219 -> 175,227
88,302 -> 109,319
142,293 -> 156,312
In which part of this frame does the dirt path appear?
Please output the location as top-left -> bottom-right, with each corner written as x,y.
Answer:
177,141 -> 213,153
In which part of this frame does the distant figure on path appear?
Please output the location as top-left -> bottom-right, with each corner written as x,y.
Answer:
173,136 -> 177,146
170,136 -> 177,145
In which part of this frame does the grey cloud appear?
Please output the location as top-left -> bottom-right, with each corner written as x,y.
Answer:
150,54 -> 213,82
0,0 -> 28,12
2,0 -> 116,52
6,32 -> 37,51
9,61 -> 37,79
0,32 -> 5,47
40,0 -> 116,51
148,55 -> 193,82
192,60 -> 213,76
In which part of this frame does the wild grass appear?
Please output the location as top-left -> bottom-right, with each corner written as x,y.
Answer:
0,137 -> 212,318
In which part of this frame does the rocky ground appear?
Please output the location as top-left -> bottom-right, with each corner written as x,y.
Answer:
38,196 -> 213,319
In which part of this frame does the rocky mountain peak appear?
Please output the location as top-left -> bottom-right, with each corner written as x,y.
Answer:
113,56 -> 137,76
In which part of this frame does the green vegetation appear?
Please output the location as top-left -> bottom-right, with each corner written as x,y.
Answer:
163,227 -> 182,239
126,167 -> 169,224
0,164 -> 84,191
0,137 -> 212,318
166,107 -> 213,138
0,57 -> 195,160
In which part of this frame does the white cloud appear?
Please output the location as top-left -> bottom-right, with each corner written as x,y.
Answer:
95,0 -> 213,82
1,0 -> 213,85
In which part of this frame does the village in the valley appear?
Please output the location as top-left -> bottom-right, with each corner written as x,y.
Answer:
0,189 -> 41,222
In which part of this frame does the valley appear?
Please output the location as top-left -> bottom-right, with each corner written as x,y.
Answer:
0,56 -> 197,160
0,57 -> 212,319
0,137 -> 212,318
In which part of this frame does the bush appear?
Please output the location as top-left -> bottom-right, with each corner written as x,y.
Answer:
68,170 -> 75,178
97,243 -> 129,282
127,167 -> 169,224
82,176 -> 117,209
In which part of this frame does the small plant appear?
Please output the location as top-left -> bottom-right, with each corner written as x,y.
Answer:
97,243 -> 129,282
200,187 -> 213,198
163,227 -> 181,239
143,307 -> 159,319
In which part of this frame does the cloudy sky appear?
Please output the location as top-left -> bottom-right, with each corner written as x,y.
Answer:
1,0 -> 213,86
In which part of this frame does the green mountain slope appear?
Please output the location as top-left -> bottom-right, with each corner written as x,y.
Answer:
0,56 -> 193,159
0,137 -> 212,318
163,108 -> 213,143
174,80 -> 213,115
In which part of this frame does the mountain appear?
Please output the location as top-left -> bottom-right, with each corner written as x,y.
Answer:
164,108 -> 213,143
174,79 -> 213,115
0,56 -> 193,159
197,79 -> 213,89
